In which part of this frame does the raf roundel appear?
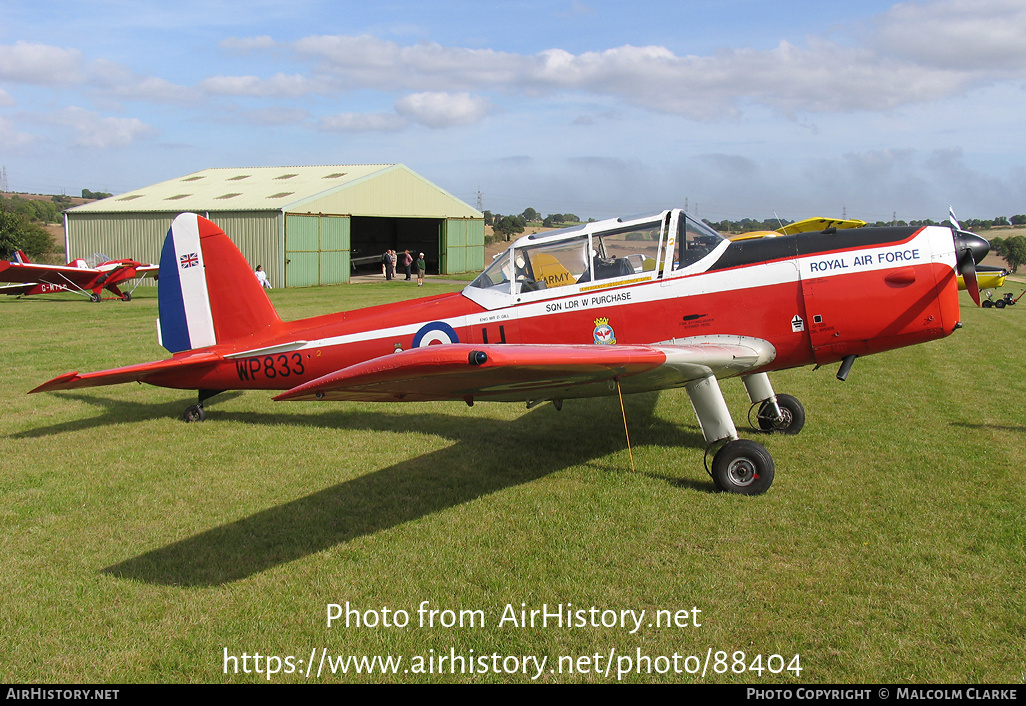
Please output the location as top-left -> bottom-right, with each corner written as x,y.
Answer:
412,321 -> 460,348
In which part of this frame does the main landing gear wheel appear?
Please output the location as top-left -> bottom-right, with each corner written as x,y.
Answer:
182,405 -> 205,422
757,393 -> 806,435
995,299 -> 1006,309
89,293 -> 101,302
121,292 -> 132,301
711,439 -> 774,495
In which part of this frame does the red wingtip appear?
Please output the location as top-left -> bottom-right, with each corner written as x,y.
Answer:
30,371 -> 81,394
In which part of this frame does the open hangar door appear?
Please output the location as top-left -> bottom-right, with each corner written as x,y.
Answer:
350,216 -> 441,275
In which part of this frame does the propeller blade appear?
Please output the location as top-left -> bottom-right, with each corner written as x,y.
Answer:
949,212 -> 990,307
961,255 -> 981,306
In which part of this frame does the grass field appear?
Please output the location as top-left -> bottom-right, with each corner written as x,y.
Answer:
1,280 -> 1023,683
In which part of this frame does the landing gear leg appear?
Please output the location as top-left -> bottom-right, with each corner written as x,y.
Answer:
742,372 -> 805,435
685,373 -> 774,495
182,389 -> 223,423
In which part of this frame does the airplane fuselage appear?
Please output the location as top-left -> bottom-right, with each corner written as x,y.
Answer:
143,222 -> 960,395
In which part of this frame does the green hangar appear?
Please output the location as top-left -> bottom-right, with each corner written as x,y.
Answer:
65,164 -> 485,287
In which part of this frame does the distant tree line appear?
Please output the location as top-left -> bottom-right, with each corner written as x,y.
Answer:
0,189 -> 111,261
0,194 -> 63,226
483,208 -> 588,242
0,202 -> 56,261
703,217 -> 795,233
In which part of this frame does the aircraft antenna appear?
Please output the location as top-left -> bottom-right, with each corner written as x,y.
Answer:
616,379 -> 636,473
773,211 -> 784,229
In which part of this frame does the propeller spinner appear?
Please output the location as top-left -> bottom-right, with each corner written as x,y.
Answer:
948,208 -> 990,306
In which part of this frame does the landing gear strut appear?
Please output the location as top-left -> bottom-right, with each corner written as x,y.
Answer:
685,373 -> 775,495
743,373 -> 805,435
182,389 -> 223,422
756,393 -> 805,435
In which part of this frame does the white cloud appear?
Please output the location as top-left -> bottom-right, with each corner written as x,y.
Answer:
90,60 -> 194,104
279,2 -> 1026,121
394,91 -> 492,128
873,0 -> 1026,71
54,107 -> 156,148
0,41 -> 83,84
199,72 -> 320,98
293,35 -> 527,90
0,87 -> 13,107
320,112 -> 406,132
232,106 -> 310,126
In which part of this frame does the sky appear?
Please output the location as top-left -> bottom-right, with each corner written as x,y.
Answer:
1,0 -> 1025,223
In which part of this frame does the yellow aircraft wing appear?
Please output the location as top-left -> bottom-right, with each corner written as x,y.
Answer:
776,217 -> 867,235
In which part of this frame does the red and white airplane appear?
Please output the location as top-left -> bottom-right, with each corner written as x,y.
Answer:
0,250 -> 158,301
30,210 -> 989,494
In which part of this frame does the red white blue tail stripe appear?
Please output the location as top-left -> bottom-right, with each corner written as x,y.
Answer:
158,213 -> 216,353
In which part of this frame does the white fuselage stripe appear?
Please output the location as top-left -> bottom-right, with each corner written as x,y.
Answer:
174,214 -> 216,349
281,227 -> 955,354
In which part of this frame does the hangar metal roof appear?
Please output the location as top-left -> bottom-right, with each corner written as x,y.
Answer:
69,164 -> 480,218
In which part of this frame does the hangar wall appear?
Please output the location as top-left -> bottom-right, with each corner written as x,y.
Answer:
442,218 -> 485,274
67,210 -> 283,287
284,214 -> 349,287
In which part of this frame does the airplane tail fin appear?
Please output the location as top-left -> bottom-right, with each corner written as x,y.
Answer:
13,250 -> 28,264
158,213 -> 283,353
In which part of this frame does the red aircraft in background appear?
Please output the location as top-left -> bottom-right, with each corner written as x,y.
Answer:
0,250 -> 158,301
30,210 -> 989,494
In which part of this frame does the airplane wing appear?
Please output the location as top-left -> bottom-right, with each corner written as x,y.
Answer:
0,261 -> 100,286
775,217 -> 867,235
0,282 -> 38,296
132,264 -> 160,279
29,351 -> 223,393
274,338 -> 775,403
0,260 -> 158,286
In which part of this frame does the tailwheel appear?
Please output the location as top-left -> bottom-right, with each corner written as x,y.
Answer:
711,439 -> 774,495
756,393 -> 805,435
183,404 -> 206,422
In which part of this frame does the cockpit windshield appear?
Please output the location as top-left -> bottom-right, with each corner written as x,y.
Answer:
85,253 -> 112,268
674,215 -> 724,271
466,209 -> 727,307
469,250 -> 513,292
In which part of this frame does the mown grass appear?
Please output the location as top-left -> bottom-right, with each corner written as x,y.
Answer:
0,283 -> 1023,683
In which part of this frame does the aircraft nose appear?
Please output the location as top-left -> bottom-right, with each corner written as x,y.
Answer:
954,229 -> 990,266
951,226 -> 991,307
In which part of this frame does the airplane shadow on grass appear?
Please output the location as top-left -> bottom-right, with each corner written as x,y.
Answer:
85,391 -> 711,586
9,391 -> 245,438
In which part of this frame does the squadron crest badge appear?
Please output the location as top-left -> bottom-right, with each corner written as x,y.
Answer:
593,317 -> 616,345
